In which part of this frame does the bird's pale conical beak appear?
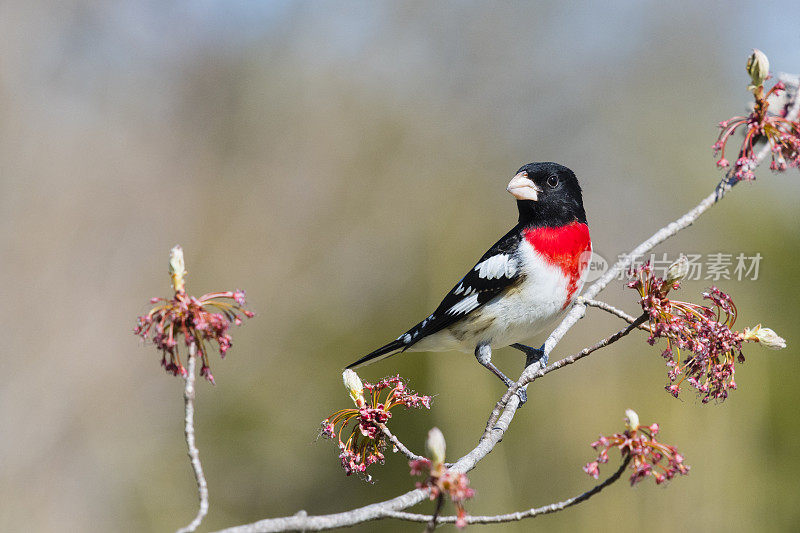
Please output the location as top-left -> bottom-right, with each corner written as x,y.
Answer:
506,172 -> 541,201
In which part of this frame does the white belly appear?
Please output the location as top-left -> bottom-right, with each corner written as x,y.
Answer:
409,242 -> 582,353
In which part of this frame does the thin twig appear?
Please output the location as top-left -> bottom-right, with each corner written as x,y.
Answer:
423,493 -> 445,532
526,314 -> 649,385
177,344 -> 209,533
579,298 -> 650,329
378,423 -> 425,462
385,455 -> 632,525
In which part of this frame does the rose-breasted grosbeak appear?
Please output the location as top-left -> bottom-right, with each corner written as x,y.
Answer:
348,162 -> 590,403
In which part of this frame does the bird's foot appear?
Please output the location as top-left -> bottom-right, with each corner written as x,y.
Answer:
515,386 -> 528,406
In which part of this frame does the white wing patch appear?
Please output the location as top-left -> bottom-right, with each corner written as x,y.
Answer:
447,294 -> 480,315
474,254 -> 517,280
455,282 -> 478,296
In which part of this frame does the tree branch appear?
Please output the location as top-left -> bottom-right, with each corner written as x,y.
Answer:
525,314 -> 649,385
580,298 -> 650,330
212,489 -> 431,532
385,455 -> 632,525
177,343 -> 209,533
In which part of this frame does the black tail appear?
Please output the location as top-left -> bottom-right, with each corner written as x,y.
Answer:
347,338 -> 407,369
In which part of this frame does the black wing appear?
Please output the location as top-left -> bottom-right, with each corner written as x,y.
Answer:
347,225 -> 524,368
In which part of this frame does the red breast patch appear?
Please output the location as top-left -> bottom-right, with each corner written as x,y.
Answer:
523,222 -> 591,307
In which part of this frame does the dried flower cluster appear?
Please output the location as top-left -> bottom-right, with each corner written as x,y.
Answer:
584,410 -> 689,486
134,246 -> 254,383
409,428 -> 475,529
713,49 -> 800,181
321,370 -> 432,480
629,262 -> 785,403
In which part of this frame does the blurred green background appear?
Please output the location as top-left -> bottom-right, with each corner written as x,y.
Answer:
2,2 -> 800,531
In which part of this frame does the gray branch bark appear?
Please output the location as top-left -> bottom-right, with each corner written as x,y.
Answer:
177,344 -> 210,533
384,455 -> 632,525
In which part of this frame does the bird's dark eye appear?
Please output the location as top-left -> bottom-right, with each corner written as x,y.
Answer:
547,175 -> 559,188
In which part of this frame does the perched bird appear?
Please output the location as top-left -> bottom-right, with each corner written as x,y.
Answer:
348,162 -> 590,403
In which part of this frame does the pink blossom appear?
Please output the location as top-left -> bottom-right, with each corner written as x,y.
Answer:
410,456 -> 475,529
135,286 -> 253,383
321,375 -> 432,479
584,411 -> 689,486
713,68 -> 799,183
629,263 -> 755,403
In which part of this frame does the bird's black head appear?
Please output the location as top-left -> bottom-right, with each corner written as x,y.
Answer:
506,162 -> 586,227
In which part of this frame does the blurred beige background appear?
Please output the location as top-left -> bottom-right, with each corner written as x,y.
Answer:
2,2 -> 800,531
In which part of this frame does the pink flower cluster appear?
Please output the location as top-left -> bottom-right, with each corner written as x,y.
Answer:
584,412 -> 689,486
410,458 -> 475,529
134,289 -> 253,384
629,263 -> 749,403
321,375 -> 432,480
713,80 -> 799,182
